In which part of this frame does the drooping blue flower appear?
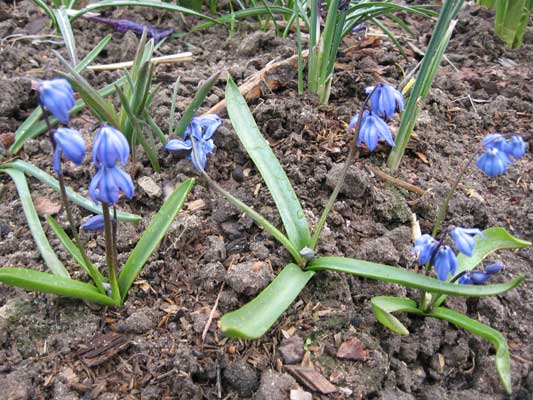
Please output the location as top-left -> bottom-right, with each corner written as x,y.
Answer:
92,125 -> 130,168
53,128 -> 86,175
433,246 -> 457,281
482,133 -> 506,152
81,215 -> 105,231
413,234 -> 439,266
166,114 -> 221,172
349,111 -> 395,152
505,135 -> 526,160
476,147 -> 512,177
89,165 -> 134,205
366,83 -> 404,119
450,227 -> 486,257
36,78 -> 75,123
458,263 -> 503,285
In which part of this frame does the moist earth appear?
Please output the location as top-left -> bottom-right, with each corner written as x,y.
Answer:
0,2 -> 531,399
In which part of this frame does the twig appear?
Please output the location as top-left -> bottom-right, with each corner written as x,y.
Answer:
201,282 -> 225,343
87,52 -> 193,71
366,164 -> 426,195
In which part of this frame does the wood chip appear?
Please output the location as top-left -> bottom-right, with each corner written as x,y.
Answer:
336,337 -> 368,361
285,366 -> 337,394
78,332 -> 130,367
415,151 -> 429,164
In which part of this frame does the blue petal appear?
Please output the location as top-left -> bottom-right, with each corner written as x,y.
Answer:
89,168 -> 104,204
190,141 -> 207,172
197,114 -> 222,140
485,263 -> 503,275
434,246 -> 457,281
470,271 -> 491,284
165,139 -> 192,151
413,234 -> 438,266
81,215 -> 105,231
93,125 -> 130,168
54,128 -> 86,166
53,146 -> 62,175
109,166 -> 135,200
38,79 -> 75,123
477,148 -> 509,177
505,135 -> 526,160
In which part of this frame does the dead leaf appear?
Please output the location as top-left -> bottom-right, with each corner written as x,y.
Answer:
34,196 -> 61,216
336,337 -> 368,361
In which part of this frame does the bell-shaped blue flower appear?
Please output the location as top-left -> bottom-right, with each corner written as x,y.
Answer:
92,125 -> 130,168
349,111 -> 395,152
81,215 -> 105,231
37,78 -> 75,123
413,234 -> 439,266
166,114 -> 221,172
482,133 -> 506,152
366,83 -> 404,119
53,128 -> 86,175
433,246 -> 457,281
458,263 -> 503,285
505,135 -> 526,160
450,227 -> 486,257
89,165 -> 134,205
476,147 -> 511,177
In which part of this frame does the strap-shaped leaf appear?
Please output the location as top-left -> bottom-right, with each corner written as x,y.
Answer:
221,263 -> 315,339
308,257 -> 524,297
371,296 -> 421,335
430,306 -> 512,394
226,76 -> 311,250
0,161 -> 140,223
53,8 -> 78,66
1,169 -> 69,278
0,268 -> 116,306
118,178 -> 195,302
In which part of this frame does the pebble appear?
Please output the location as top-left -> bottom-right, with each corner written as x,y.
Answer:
223,359 -> 259,397
225,261 -> 274,296
278,335 -> 304,365
118,309 -> 155,334
137,176 -> 161,198
255,370 -> 298,400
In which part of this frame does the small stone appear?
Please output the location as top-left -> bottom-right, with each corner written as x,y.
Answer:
326,163 -> 371,199
204,235 -> 226,262
279,335 -> 304,365
138,176 -> 161,198
232,166 -> 244,182
118,309 -> 155,334
198,262 -> 225,291
223,359 -> 259,397
290,390 -> 312,400
225,261 -> 274,296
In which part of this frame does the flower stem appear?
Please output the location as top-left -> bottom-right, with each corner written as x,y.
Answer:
102,203 -> 121,305
309,89 -> 374,250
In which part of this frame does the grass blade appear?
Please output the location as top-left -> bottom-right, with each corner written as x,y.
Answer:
220,263 -> 315,339
0,268 -> 116,306
308,256 -> 524,297
0,160 -> 141,223
53,7 -> 78,66
118,178 -> 195,302
1,169 -> 69,278
225,76 -> 311,250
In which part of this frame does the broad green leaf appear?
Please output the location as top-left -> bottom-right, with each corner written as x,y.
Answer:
221,263 -> 315,339
53,8 -> 78,66
0,268 -> 116,306
46,216 -> 106,289
1,169 -> 69,278
371,296 -> 420,335
118,178 -> 195,302
174,71 -> 220,138
225,76 -> 311,250
0,160 -> 141,223
308,256 -> 524,297
430,306 -> 512,394
9,35 -> 113,154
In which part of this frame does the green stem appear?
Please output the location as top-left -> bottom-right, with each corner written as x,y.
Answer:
102,203 -> 121,304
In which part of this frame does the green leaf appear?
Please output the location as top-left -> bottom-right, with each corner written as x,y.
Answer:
0,268 -> 116,306
9,35 -> 113,154
495,0 -> 531,48
174,71 -> 220,138
46,215 -> 106,288
308,256 -> 524,297
371,296 -> 420,335
0,169 -> 69,278
430,306 -> 512,394
0,160 -> 141,223
118,178 -> 195,302
221,263 -> 315,339
32,0 -> 58,28
53,7 -> 78,66
225,76 -> 311,250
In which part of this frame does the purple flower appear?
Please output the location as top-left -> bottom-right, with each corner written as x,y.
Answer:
433,246 -> 457,281
366,83 -> 404,119
86,16 -> 174,43
450,227 -> 486,257
166,114 -> 221,172
92,125 -> 130,168
349,111 -> 395,152
413,234 -> 439,266
36,78 -> 75,123
53,128 -> 86,175
81,215 -> 105,231
89,165 -> 134,205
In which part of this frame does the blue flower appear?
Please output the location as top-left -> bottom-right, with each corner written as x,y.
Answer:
476,147 -> 511,177
366,83 -> 404,119
89,165 -> 134,205
166,114 -> 221,172
458,263 -> 503,285
92,125 -> 130,168
482,133 -> 506,152
349,111 -> 395,152
53,128 -> 86,175
413,234 -> 439,266
505,135 -> 526,160
37,78 -> 75,123
433,246 -> 457,281
81,215 -> 105,231
450,227 -> 486,257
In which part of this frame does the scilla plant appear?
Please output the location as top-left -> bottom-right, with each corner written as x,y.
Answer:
191,76 -> 528,394
0,78 -> 194,305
